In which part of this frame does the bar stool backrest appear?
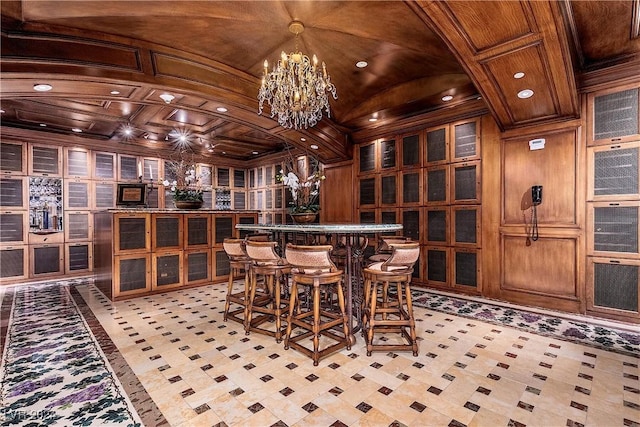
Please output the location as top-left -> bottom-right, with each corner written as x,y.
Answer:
245,232 -> 271,242
223,238 -> 247,261
380,242 -> 420,272
285,244 -> 337,274
377,236 -> 412,254
245,240 -> 285,265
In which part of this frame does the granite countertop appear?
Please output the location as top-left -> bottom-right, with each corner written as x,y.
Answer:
235,223 -> 403,233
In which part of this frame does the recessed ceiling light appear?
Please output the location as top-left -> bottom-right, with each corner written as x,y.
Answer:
216,107 -> 228,113
159,93 -> 175,104
124,127 -> 132,136
300,137 -> 306,142
110,90 -> 120,95
222,151 -> 226,155
72,128 -> 83,133
33,83 -> 53,92
356,61 -> 368,68
517,89 -> 534,99
310,144 -> 319,150
252,151 -> 258,155
368,117 -> 378,122
0,109 -> 5,114
39,123 -> 47,127
442,95 -> 453,101
513,72 -> 525,79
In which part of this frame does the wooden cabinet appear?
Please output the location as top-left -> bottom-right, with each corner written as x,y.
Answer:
66,242 -> 92,274
65,212 -> 92,242
30,244 -> 64,278
587,141 -> 639,202
587,257 -> 639,321
114,213 -> 150,254
94,210 -> 257,300
65,180 -> 91,210
64,147 -> 91,178
152,214 -> 183,251
587,202 -> 639,259
114,254 -> 151,297
401,133 -> 421,169
0,246 -> 28,282
0,212 -> 27,244
586,84 -> 640,323
0,177 -> 27,209
153,251 -> 183,290
354,116 -> 482,293
93,152 -> 116,180
1,141 -> 26,175
587,84 -> 640,146
29,144 -> 61,176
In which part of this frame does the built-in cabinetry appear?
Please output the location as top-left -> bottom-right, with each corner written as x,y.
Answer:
586,84 -> 640,322
94,209 -> 258,300
355,118 -> 482,292
0,138 -> 249,284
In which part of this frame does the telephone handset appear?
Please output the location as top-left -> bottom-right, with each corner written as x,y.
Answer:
530,185 -> 542,241
531,185 -> 543,206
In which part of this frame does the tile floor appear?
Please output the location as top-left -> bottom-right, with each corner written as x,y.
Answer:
68,281 -> 639,427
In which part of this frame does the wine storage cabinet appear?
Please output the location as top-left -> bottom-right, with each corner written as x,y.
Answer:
94,210 -> 257,300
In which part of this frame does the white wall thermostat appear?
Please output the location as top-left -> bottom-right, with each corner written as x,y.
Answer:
529,138 -> 545,150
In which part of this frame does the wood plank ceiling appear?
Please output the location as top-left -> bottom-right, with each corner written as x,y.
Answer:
1,0 -> 639,164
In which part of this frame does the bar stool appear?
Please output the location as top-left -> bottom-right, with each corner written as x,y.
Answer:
362,241 -> 420,356
222,238 -> 252,328
244,240 -> 291,342
368,236 -> 412,263
284,244 -> 351,366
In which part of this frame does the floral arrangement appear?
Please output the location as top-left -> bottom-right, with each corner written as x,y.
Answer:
161,153 -> 210,202
276,154 -> 325,214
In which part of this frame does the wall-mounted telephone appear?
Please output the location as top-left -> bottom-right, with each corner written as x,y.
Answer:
530,185 -> 542,241
531,185 -> 543,206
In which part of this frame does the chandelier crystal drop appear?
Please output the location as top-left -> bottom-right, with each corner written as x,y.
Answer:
258,21 -> 337,130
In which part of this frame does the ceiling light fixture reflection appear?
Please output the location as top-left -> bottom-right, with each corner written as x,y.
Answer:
33,84 -> 53,92
368,117 -> 378,122
110,90 -> 121,95
71,128 -> 83,133
517,89 -> 534,99
39,123 -> 47,127
310,144 -> 319,150
442,95 -> 453,101
355,61 -> 368,68
258,20 -> 337,130
216,107 -> 228,113
513,72 -> 525,79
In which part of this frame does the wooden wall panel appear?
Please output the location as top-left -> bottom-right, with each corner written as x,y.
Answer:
502,129 -> 579,226
321,161 -> 354,223
502,234 -> 578,299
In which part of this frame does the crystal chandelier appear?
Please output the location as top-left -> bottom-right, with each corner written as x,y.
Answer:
258,21 -> 337,130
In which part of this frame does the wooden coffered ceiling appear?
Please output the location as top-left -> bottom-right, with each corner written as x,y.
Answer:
1,1 -> 639,164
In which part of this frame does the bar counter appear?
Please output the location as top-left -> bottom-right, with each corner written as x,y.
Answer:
94,209 -> 259,300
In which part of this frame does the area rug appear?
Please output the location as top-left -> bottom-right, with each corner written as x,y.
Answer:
0,280 -> 143,426
410,289 -> 640,357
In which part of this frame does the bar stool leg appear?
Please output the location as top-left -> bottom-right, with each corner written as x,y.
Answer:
284,281 -> 298,350
336,280 -> 351,351
404,280 -> 418,356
